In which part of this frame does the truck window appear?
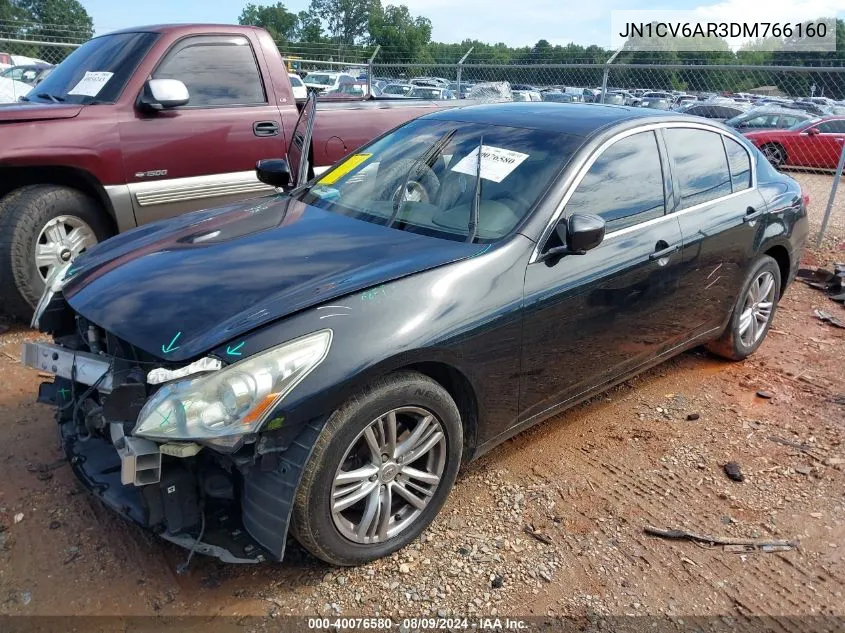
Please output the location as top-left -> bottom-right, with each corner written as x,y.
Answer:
153,35 -> 266,107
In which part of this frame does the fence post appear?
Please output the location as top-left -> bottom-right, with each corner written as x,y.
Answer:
367,45 -> 380,96
816,140 -> 845,247
600,48 -> 622,104
457,47 -> 473,99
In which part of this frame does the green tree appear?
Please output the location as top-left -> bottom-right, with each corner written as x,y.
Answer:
8,0 -> 93,61
238,2 -> 298,42
309,0 -> 374,46
368,3 -> 431,63
296,9 -> 324,42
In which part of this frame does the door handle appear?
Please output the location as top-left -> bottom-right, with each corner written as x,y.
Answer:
253,121 -> 280,137
743,206 -> 764,223
649,243 -> 680,261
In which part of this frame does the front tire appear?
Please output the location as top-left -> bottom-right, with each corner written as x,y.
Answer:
0,185 -> 110,320
292,371 -> 463,566
761,143 -> 786,168
707,255 -> 781,361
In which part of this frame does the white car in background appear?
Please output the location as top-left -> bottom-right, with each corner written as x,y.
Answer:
0,54 -> 48,72
289,73 -> 307,99
0,76 -> 32,103
302,71 -> 356,94
512,89 -> 542,102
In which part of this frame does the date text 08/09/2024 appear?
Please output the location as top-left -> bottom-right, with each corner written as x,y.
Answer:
307,618 -> 530,630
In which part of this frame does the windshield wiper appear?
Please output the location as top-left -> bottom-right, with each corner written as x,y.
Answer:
34,92 -> 65,103
466,136 -> 483,243
386,128 -> 456,228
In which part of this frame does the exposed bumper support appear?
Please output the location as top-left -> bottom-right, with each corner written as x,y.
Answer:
59,416 -> 268,564
22,341 -> 113,392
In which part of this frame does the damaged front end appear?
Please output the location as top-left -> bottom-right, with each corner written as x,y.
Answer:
24,285 -> 330,565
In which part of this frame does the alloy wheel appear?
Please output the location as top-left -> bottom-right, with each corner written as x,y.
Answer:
34,215 -> 98,282
739,270 -> 776,347
331,406 -> 447,544
762,144 -> 784,167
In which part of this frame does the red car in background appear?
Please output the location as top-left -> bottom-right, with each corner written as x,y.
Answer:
744,116 -> 845,169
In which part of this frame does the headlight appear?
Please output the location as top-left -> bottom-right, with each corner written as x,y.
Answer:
133,329 -> 332,443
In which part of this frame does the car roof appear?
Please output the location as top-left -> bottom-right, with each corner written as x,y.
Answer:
741,108 -> 812,116
6,63 -> 51,70
423,102 -> 678,136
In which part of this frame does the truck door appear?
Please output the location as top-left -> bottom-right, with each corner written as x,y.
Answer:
119,34 -> 285,225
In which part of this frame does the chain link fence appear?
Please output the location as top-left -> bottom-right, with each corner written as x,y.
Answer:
1,30 -> 843,243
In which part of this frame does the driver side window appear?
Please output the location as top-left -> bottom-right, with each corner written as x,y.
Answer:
565,131 -> 666,232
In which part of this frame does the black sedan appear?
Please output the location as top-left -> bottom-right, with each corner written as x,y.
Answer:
25,103 -> 808,566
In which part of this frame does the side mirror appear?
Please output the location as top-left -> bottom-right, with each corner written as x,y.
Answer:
139,79 -> 189,111
541,213 -> 606,261
806,127 -> 820,136
256,158 -> 291,189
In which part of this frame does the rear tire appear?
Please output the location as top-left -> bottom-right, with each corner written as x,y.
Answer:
707,255 -> 781,361
292,371 -> 462,566
0,185 -> 111,320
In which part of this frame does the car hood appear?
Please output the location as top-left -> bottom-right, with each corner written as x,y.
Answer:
63,195 -> 480,361
0,102 -> 83,122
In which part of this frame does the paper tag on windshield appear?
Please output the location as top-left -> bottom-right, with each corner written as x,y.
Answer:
450,145 -> 529,183
67,71 -> 114,97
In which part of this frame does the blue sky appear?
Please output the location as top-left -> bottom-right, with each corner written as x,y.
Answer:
81,0 -> 845,48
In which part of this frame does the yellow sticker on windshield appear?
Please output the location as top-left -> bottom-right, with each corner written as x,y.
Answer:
318,153 -> 373,185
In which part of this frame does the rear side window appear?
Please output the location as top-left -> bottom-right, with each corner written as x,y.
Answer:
565,130 -> 665,232
778,115 -> 803,128
723,137 -> 751,192
154,35 -> 266,107
664,128 -> 732,209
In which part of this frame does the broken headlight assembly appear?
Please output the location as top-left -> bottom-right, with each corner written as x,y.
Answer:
133,329 -> 332,446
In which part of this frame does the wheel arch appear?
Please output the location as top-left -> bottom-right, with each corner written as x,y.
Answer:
0,165 -> 117,233
762,242 -> 791,296
400,360 -> 479,461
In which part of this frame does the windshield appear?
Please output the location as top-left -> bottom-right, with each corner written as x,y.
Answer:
306,73 -> 334,85
297,119 -> 581,243
384,84 -> 409,94
22,32 -> 158,105
289,75 -> 303,87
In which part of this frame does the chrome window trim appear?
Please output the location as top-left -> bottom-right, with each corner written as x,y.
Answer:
529,120 -> 758,264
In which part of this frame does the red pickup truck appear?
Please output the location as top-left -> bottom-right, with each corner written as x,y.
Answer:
0,24 -> 458,319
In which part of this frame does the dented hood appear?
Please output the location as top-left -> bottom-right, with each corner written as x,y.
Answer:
62,195 -> 477,361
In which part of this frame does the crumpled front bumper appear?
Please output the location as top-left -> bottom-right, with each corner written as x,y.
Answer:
58,413 -> 269,564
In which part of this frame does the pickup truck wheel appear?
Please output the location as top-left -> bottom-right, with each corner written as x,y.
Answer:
292,371 -> 462,566
0,185 -> 110,320
707,255 -> 781,361
376,159 -> 440,206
